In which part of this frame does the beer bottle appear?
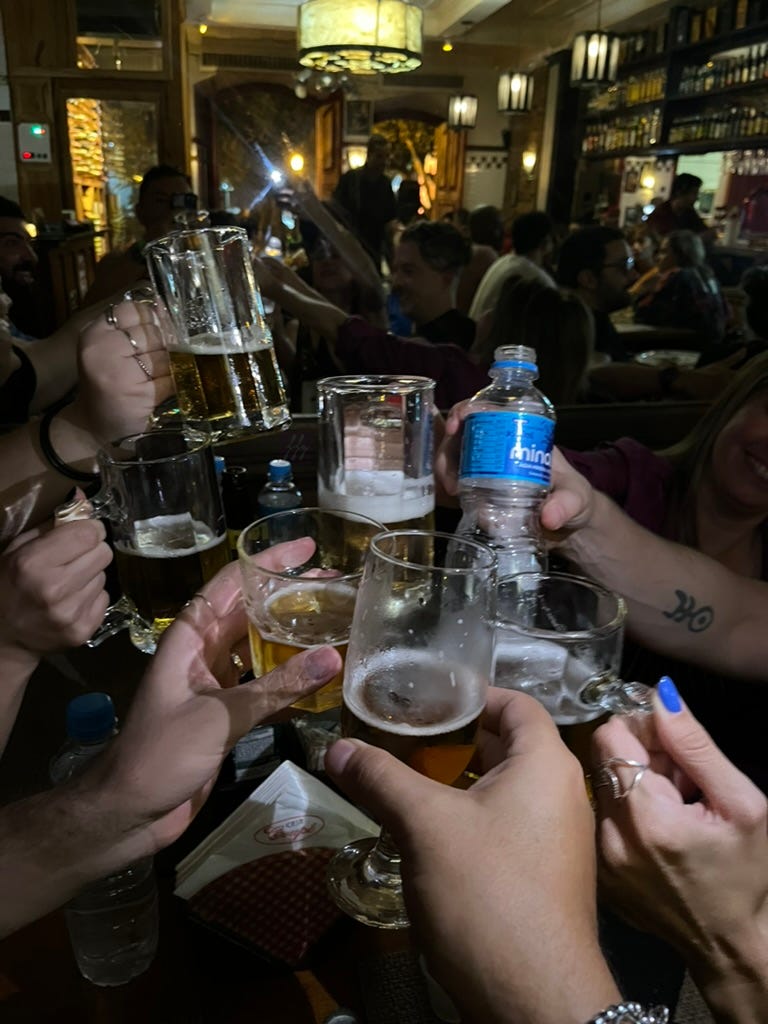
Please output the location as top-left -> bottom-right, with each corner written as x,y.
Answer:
221,465 -> 253,558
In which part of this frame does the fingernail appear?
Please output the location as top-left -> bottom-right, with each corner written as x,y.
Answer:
304,645 -> 340,681
658,675 -> 682,713
325,738 -> 358,774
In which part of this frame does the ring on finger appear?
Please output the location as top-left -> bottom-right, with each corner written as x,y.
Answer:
595,757 -> 648,801
118,327 -> 154,381
105,303 -> 119,328
134,354 -> 154,381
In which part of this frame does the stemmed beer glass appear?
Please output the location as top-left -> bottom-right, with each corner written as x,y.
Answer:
327,530 -> 497,929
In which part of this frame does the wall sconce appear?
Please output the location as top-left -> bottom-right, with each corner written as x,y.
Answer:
497,71 -> 534,114
522,148 -> 537,179
344,145 -> 368,170
447,94 -> 478,130
640,173 -> 656,190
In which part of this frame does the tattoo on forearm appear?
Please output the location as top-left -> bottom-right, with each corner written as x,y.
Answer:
663,590 -> 714,633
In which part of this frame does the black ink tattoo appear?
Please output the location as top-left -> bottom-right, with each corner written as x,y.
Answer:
663,590 -> 714,633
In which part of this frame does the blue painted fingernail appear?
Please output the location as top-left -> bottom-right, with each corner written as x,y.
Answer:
658,675 -> 681,713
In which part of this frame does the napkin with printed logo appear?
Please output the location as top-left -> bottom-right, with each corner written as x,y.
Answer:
175,761 -> 378,966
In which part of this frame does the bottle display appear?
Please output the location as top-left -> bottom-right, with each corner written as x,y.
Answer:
456,345 -> 556,578
256,459 -> 303,518
49,693 -> 159,987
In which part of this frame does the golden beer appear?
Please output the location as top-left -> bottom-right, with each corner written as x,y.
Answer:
115,521 -> 229,644
248,581 -> 358,713
343,650 -> 486,785
168,332 -> 290,435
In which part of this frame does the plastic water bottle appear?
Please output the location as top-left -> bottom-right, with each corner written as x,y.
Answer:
49,693 -> 159,987
456,344 -> 556,578
257,459 -> 302,518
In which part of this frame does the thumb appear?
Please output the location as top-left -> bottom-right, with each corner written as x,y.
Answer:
326,739 -> 441,845
653,676 -> 761,822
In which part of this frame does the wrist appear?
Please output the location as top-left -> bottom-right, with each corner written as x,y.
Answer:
46,405 -> 100,472
0,639 -> 41,675
687,917 -> 768,1023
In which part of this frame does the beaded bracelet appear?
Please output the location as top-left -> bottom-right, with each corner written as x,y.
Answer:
38,406 -> 99,483
587,1002 -> 669,1024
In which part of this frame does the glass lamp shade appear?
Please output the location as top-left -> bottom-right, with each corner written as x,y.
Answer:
447,94 -> 478,130
298,0 -> 423,75
497,71 -> 534,113
570,30 -> 620,86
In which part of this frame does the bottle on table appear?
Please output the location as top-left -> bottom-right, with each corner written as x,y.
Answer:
456,344 -> 556,578
257,459 -> 302,518
49,693 -> 159,987
221,463 -> 253,557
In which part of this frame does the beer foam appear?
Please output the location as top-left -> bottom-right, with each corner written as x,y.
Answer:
168,330 -> 272,355
345,649 -> 487,737
318,478 -> 433,524
118,514 -> 225,559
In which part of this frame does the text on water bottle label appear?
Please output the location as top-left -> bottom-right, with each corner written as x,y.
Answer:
460,412 -> 554,486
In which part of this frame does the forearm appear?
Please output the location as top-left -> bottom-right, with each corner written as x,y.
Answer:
0,643 -> 39,756
270,282 -> 346,343
559,491 -> 764,677
688,924 -> 768,1024
0,404 -> 98,540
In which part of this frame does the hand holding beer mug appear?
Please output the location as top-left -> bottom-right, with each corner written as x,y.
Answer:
238,508 -> 384,713
85,428 -> 229,653
493,573 -> 652,769
327,531 -> 496,929
317,375 -> 435,529
145,227 -> 290,440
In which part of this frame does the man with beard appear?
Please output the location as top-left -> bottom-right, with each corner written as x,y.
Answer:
0,197 -> 42,338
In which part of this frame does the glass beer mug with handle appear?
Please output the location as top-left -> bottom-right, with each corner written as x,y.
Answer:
83,428 -> 230,654
145,226 -> 290,440
327,530 -> 497,929
492,572 -> 653,771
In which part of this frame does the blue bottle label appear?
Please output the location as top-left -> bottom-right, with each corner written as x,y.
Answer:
460,411 -> 554,486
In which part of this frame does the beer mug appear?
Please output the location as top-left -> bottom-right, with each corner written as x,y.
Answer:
492,572 -> 652,764
145,226 -> 290,440
87,428 -> 229,653
238,507 -> 383,713
317,375 -> 435,529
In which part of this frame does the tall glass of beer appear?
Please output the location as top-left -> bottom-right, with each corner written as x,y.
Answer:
238,507 -> 384,713
327,530 -> 496,928
493,572 -> 652,772
145,227 -> 290,440
317,375 -> 435,530
87,428 -> 229,653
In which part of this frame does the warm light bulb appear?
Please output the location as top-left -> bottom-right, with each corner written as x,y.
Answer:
522,149 -> 537,172
353,5 -> 377,33
641,174 -> 656,190
587,38 -> 600,58
199,22 -> 208,34
442,40 -> 453,52
289,153 -> 305,173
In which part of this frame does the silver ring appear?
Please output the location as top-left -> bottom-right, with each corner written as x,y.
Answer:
105,303 -> 119,328
230,651 -> 245,673
118,327 -> 154,381
595,757 -> 648,801
191,592 -> 216,615
133,354 -> 154,381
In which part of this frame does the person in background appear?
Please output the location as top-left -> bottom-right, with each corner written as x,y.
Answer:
646,173 -> 710,238
332,134 -> 397,273
740,264 -> 768,341
626,223 -> 660,297
633,229 -> 729,349
83,164 -> 193,304
469,210 -> 556,319
455,205 -> 502,315
556,226 -> 634,362
390,220 -> 474,349
0,196 -> 44,338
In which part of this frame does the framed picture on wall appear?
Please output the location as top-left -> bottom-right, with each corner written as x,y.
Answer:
344,99 -> 373,141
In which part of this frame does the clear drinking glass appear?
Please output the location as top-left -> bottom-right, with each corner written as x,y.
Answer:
317,375 -> 435,529
238,507 -> 384,713
145,226 -> 290,440
327,530 -> 497,928
86,428 -> 229,653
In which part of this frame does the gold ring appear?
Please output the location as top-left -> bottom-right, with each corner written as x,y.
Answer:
595,757 -> 648,801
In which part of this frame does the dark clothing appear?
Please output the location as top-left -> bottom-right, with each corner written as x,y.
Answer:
332,169 -> 397,271
646,199 -> 708,237
634,266 -> 728,346
593,309 -> 628,362
336,316 -> 488,410
415,309 -> 476,350
0,345 -> 36,428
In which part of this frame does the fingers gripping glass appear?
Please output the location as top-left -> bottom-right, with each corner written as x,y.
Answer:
326,530 -> 497,929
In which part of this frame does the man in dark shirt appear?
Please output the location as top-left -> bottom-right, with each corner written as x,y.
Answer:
557,226 -> 636,362
391,220 -> 475,349
332,134 -> 397,272
646,173 -> 709,238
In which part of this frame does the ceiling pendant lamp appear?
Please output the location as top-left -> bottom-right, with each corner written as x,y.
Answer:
497,70 -> 534,113
447,94 -> 478,130
297,0 -> 423,75
570,0 -> 619,87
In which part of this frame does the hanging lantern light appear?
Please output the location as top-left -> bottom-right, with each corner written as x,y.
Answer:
447,94 -> 478,130
497,71 -> 534,114
297,0 -> 423,75
570,0 -> 619,87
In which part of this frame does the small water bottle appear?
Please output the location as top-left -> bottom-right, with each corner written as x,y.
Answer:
457,345 -> 556,578
50,693 -> 159,987
257,459 -> 302,518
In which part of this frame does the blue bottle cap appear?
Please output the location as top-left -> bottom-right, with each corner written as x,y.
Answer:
65,692 -> 116,743
268,459 -> 292,482
214,455 -> 226,479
